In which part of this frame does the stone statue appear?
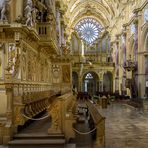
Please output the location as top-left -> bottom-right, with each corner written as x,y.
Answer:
32,7 -> 37,26
24,0 -> 33,26
0,0 -> 9,21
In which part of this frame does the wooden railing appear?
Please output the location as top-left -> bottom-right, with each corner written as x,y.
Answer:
48,93 -> 76,142
73,62 -> 115,68
86,100 -> 105,148
0,78 -> 57,144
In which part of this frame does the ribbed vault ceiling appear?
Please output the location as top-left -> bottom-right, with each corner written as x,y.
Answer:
61,0 -> 130,40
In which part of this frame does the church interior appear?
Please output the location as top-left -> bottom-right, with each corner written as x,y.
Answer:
0,0 -> 148,148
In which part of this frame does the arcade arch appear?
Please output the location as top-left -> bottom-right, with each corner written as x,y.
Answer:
82,71 -> 99,96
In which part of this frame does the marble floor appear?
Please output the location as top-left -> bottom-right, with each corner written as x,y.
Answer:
98,102 -> 148,148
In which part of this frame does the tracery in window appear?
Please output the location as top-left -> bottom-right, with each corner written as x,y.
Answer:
75,18 -> 103,45
85,73 -> 93,79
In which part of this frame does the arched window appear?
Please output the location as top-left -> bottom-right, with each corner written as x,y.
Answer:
75,18 -> 103,45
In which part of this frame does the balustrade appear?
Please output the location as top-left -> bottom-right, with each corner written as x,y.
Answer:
86,100 -> 105,148
37,22 -> 59,54
37,22 -> 57,44
48,93 -> 76,142
73,62 -> 114,68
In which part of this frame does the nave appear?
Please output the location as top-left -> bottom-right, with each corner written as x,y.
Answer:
0,0 -> 148,146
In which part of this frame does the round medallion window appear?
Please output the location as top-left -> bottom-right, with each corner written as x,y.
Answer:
75,18 -> 103,44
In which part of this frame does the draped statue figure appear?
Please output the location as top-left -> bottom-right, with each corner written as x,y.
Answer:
0,0 -> 9,21
24,0 -> 33,26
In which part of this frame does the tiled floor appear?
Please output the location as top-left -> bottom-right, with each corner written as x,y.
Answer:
98,102 -> 148,148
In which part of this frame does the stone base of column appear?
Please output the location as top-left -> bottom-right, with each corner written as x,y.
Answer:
3,124 -> 13,144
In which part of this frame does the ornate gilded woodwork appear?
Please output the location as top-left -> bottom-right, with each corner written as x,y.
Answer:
48,101 -> 61,133
48,93 -> 76,140
62,65 -> 71,83
0,0 -> 147,145
14,90 -> 55,126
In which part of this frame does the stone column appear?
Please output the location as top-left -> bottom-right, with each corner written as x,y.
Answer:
136,10 -> 145,97
133,17 -> 138,63
61,20 -> 66,46
99,72 -> 103,92
99,80 -> 103,92
0,43 -> 4,79
115,38 -> 119,94
100,39 -> 102,62
133,14 -> 139,98
122,29 -> 127,95
78,76 -> 82,92
56,6 -> 62,47
107,36 -> 111,62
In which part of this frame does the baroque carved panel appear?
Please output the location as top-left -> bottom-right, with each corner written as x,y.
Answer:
27,49 -> 37,81
52,64 -> 61,83
6,43 -> 21,78
62,65 -> 70,83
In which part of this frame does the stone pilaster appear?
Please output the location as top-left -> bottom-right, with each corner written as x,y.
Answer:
3,73 -> 14,144
115,37 -> 119,93
122,28 -> 127,95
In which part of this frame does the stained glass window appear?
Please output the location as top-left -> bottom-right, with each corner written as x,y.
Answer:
75,18 -> 103,44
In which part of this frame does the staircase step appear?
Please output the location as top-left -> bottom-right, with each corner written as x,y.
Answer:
14,133 -> 65,140
9,139 -> 65,148
65,144 -> 76,148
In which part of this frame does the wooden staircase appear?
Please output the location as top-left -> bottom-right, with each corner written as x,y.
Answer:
9,133 -> 66,148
